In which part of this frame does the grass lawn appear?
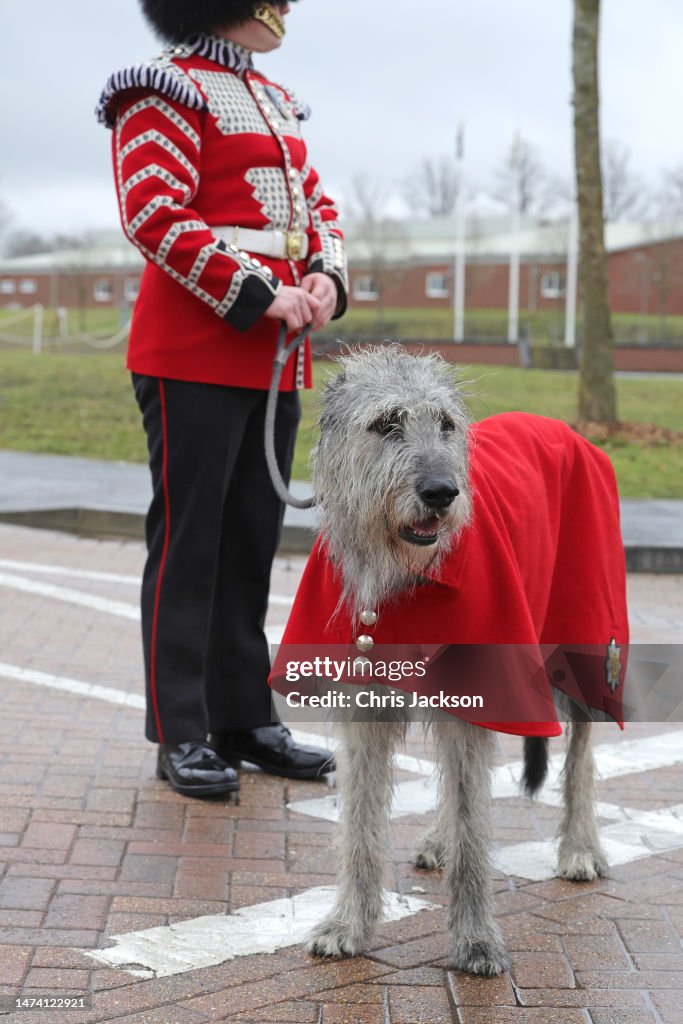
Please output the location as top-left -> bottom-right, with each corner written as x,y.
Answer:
324,307 -> 683,345
4,305 -> 683,345
0,349 -> 681,498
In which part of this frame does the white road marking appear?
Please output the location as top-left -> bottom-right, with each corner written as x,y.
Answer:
0,558 -> 140,584
0,663 -> 432,775
0,654 -> 678,806
284,729 -> 436,777
288,775 -> 440,824
85,887 -> 437,978
495,804 -> 683,881
0,558 -> 295,604
0,574 -> 289,640
267,594 -> 295,607
0,654 -> 678,802
85,801 -> 683,977
0,572 -> 140,620
3,657 -> 682,885
266,625 -> 285,645
6,547 -> 682,969
288,731 -> 683,822
3,652 -> 681,969
288,733 -> 683,882
0,662 -> 145,710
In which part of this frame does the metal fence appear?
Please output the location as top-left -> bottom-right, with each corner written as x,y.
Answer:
0,305 -> 130,352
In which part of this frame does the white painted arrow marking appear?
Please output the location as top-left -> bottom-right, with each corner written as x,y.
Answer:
85,886 -> 437,978
495,803 -> 683,881
288,730 -> 683,822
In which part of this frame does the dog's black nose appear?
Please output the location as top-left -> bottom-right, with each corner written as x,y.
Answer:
418,478 -> 459,509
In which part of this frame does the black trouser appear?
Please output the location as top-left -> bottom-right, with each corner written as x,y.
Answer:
132,374 -> 300,744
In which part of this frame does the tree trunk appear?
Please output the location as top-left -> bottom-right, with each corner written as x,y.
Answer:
573,0 -> 617,424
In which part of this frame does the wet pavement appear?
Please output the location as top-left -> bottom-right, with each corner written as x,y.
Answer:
0,523 -> 682,1022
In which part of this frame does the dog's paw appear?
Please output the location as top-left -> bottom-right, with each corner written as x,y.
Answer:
558,847 -> 608,882
451,938 -> 511,977
412,833 -> 445,871
308,918 -> 368,958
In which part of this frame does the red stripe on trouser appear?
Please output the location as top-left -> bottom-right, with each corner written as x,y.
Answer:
149,379 -> 171,744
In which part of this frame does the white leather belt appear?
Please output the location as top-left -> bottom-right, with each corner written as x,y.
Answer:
213,225 -> 309,261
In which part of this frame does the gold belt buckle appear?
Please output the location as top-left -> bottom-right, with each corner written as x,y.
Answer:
286,230 -> 305,261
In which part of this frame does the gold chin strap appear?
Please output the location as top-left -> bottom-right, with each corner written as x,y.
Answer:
253,4 -> 286,38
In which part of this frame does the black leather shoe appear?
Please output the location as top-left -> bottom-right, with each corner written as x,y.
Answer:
210,725 -> 335,780
156,741 -> 240,798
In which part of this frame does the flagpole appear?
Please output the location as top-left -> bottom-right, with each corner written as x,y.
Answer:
564,200 -> 578,348
453,122 -> 466,343
507,133 -> 521,344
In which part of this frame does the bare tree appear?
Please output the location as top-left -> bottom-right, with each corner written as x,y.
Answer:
659,164 -> 683,218
602,139 -> 648,222
0,198 -> 13,254
344,174 -> 390,226
4,229 -> 51,257
4,229 -> 88,258
402,156 -> 459,217
491,137 -> 553,216
573,0 -> 617,424
345,175 -> 407,322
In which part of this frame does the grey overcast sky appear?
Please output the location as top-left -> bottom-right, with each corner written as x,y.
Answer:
1,0 -> 681,235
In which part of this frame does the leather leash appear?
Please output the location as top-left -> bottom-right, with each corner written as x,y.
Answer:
265,321 -> 317,509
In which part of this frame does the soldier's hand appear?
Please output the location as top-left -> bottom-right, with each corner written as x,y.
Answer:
300,273 -> 337,330
265,286 -> 319,333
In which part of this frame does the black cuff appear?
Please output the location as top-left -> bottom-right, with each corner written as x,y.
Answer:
222,274 -> 281,332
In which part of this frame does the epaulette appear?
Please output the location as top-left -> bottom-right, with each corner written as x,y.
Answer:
95,53 -> 206,128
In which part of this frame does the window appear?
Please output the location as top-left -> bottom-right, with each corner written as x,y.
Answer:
425,272 -> 449,299
124,277 -> 140,302
18,278 -> 37,295
0,279 -> 16,294
540,272 -> 566,299
353,275 -> 379,301
93,279 -> 113,302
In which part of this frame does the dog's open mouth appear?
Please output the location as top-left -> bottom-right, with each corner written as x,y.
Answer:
399,515 -> 441,546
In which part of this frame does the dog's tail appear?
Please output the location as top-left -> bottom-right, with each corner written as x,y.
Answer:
522,737 -> 549,797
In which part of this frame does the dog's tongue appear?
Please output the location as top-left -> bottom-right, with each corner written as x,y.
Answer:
411,515 -> 440,537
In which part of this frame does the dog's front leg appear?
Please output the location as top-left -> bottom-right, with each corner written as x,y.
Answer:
558,720 -> 607,880
309,720 -> 397,957
435,719 -> 510,976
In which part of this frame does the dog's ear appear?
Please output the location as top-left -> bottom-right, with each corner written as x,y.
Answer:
317,372 -> 346,441
323,370 -> 346,395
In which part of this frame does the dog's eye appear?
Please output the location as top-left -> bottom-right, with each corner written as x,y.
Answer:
440,414 -> 456,433
368,410 -> 403,438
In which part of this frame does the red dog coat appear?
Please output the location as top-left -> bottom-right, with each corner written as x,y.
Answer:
271,413 -> 629,736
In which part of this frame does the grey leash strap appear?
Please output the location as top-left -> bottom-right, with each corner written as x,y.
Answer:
265,321 -> 316,509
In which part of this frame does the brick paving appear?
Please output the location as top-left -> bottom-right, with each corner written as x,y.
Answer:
0,523 -> 682,1023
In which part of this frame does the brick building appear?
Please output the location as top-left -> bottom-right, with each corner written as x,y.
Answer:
0,231 -> 145,313
345,217 -> 683,319
1,219 -> 682,320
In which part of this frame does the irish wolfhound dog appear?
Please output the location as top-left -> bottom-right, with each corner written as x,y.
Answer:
285,347 -> 626,976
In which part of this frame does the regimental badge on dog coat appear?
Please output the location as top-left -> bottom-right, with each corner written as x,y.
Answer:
271,412 -> 629,735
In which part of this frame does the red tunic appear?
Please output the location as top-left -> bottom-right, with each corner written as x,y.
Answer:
97,35 -> 347,390
271,413 -> 629,736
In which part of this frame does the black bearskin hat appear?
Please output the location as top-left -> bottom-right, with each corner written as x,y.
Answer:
140,1 -> 293,43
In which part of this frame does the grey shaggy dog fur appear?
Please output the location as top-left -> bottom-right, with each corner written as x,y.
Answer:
307,347 -> 607,976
